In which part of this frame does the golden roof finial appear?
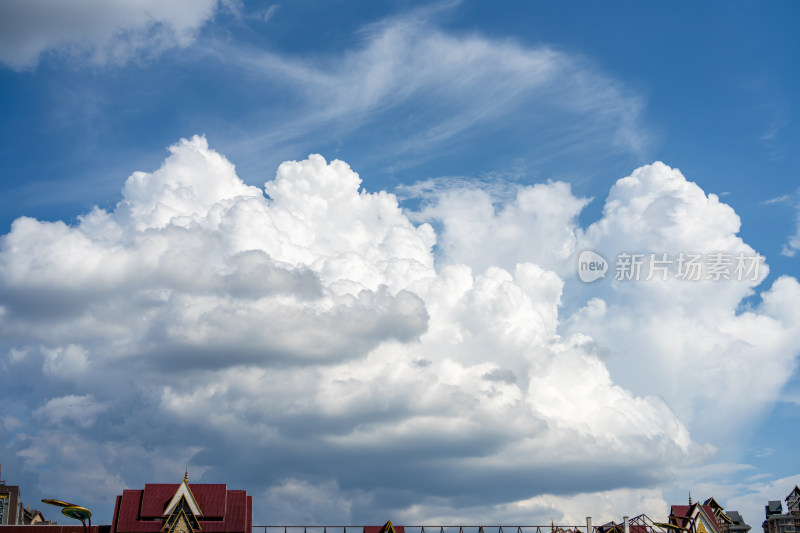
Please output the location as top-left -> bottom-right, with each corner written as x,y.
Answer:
184,468 -> 188,483
689,492 -> 693,505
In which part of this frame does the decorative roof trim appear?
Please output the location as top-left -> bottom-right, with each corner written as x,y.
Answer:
163,508 -> 200,533
379,521 -> 397,533
695,504 -> 721,533
703,498 -> 721,510
164,478 -> 202,517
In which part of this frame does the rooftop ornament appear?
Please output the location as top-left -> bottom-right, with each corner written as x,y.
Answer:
42,498 -> 93,533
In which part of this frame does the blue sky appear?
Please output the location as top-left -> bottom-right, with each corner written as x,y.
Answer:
1,1 -> 799,530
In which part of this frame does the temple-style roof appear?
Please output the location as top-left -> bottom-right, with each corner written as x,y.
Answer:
112,481 -> 251,533
702,498 -> 732,525
364,521 -> 405,533
670,504 -> 721,533
704,498 -> 722,511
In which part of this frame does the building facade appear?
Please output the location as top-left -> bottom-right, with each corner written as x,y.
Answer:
1,465 -> 25,526
0,484 -> 23,526
0,465 -> 51,527
763,487 -> 800,533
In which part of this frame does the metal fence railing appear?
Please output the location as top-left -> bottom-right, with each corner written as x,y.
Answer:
252,516 -> 673,533
253,526 -> 592,533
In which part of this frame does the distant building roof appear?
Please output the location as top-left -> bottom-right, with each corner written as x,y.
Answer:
787,486 -> 800,513
727,511 -> 745,525
21,507 -> 47,525
766,501 -> 783,517
704,498 -> 722,510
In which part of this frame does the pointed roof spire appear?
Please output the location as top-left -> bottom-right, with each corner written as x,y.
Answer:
689,492 -> 693,505
163,472 -> 202,517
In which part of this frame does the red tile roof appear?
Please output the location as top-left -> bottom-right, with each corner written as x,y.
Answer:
111,484 -> 250,533
140,485 -> 227,519
670,504 -> 720,533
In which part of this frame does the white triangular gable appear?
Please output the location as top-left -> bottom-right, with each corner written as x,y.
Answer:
164,480 -> 202,517
694,507 -> 720,533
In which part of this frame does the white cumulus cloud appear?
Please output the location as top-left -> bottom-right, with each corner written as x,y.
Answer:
413,161 -> 800,447
1,137 -> 797,524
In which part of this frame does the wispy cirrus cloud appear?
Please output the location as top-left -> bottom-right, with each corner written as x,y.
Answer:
761,188 -> 800,257
200,8 -> 649,177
